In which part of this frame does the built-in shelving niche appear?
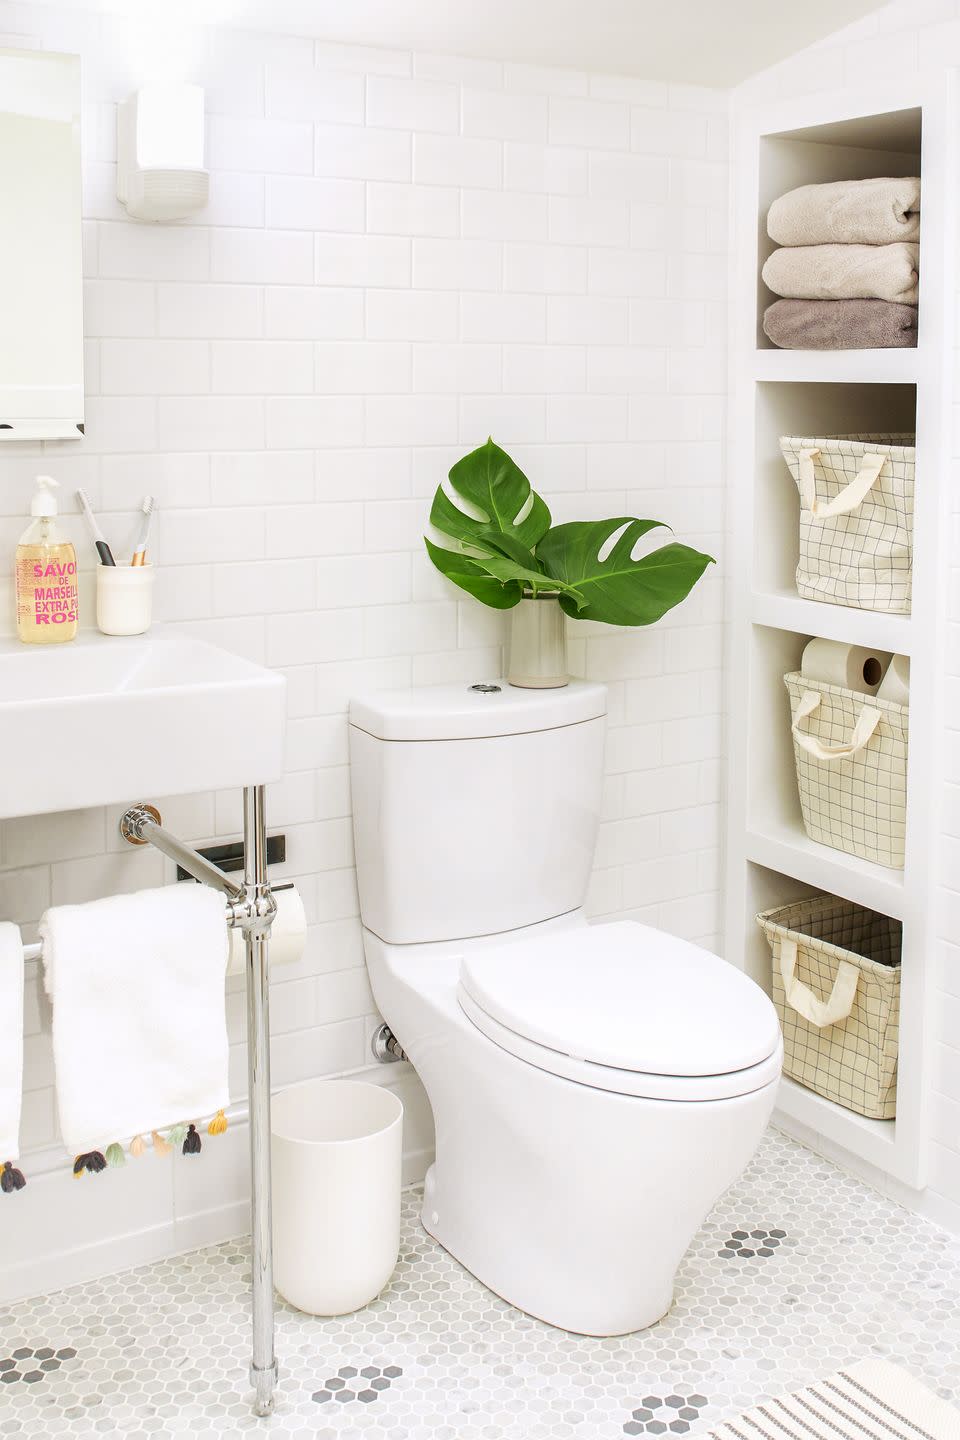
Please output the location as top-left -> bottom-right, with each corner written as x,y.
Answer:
756,106 -> 921,350
726,88 -> 946,1195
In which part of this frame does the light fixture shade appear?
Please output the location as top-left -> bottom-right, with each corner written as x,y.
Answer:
117,83 -> 209,222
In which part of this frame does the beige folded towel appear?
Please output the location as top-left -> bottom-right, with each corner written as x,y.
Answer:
762,242 -> 919,304
768,176 -> 920,246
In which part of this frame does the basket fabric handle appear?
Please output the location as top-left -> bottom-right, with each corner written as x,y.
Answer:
791,689 -> 882,761
779,937 -> 859,1028
797,447 -> 888,519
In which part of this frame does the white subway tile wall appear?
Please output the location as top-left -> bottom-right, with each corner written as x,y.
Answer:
0,1 -> 726,1289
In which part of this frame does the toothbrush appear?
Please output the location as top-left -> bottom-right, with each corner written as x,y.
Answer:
131,495 -> 155,566
76,487 -> 116,566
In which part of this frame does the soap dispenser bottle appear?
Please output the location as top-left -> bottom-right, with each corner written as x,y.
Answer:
15,476 -> 79,645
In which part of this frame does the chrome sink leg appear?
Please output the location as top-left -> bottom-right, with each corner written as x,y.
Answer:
243,784 -> 279,1418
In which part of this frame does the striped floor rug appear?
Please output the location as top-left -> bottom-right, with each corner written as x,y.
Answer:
703,1359 -> 960,1440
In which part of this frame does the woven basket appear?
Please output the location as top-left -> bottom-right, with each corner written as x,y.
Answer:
784,671 -> 908,870
757,895 -> 901,1119
779,433 -> 915,614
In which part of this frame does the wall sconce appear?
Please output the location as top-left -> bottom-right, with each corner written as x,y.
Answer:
117,83 -> 208,222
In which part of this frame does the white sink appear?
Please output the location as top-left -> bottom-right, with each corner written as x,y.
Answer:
0,628 -> 286,819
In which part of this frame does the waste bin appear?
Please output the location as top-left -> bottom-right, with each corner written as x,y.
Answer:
271,1078 -> 403,1315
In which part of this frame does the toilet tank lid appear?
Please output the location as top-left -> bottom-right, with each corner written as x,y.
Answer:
349,680 -> 607,741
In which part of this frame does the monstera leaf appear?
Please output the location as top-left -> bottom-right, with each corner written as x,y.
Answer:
535,518 -> 714,626
429,438 -> 551,554
426,438 -> 584,606
423,538 -> 524,610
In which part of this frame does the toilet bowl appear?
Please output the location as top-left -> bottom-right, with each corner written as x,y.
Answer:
349,680 -> 782,1336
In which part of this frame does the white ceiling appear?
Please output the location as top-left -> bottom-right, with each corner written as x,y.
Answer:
27,0 -> 887,87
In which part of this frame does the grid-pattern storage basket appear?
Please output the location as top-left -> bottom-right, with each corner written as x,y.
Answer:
784,671 -> 908,870
757,895 -> 901,1119
779,433 -> 916,614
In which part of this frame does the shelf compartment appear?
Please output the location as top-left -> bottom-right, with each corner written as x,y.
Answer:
754,380 -> 916,600
756,106 -> 921,351
744,622 -> 908,917
732,860 -> 911,1180
750,589 -> 913,656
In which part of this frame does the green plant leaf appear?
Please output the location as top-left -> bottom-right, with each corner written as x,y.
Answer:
429,438 -> 551,553
467,550 -> 585,604
423,538 -> 523,610
470,525 -> 545,572
536,518 -> 715,626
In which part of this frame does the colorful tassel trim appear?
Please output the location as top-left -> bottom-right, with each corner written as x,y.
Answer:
60,1114 -> 225,1182
73,1151 -> 106,1178
1,1160 -> 25,1193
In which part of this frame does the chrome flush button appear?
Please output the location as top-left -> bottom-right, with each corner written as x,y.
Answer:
468,683 -> 502,694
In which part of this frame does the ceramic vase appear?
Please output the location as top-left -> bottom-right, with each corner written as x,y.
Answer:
507,594 -> 568,689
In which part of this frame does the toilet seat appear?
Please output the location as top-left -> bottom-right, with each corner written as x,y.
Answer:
458,921 -> 783,1101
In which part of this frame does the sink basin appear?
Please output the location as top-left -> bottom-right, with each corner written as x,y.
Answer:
0,628 -> 286,819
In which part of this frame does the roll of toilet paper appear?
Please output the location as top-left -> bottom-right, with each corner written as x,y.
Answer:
876,653 -> 910,706
226,883 -> 307,977
801,638 -> 892,695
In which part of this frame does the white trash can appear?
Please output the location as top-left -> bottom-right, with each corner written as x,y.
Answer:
271,1079 -> 403,1316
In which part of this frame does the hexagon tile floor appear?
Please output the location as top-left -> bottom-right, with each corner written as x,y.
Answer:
2,1128 -> 960,1438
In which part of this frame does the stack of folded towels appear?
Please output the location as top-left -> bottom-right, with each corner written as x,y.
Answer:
762,176 -> 920,350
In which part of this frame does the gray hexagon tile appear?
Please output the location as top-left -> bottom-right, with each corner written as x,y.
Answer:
718,1227 -> 789,1259
1,1128 -> 959,1438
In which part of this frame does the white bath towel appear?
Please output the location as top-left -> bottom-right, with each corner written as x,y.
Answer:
768,176 -> 921,246
0,923 -> 24,1164
41,885 -> 229,1155
762,242 -> 919,305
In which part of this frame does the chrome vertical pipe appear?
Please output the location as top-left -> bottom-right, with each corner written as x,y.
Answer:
242,784 -> 279,1417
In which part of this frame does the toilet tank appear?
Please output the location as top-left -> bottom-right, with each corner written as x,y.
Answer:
349,681 -> 607,945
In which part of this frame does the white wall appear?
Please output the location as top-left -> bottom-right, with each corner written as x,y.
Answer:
0,2 -> 728,1300
735,0 -> 960,1235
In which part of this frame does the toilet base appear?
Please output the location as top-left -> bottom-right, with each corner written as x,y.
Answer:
420,1213 -> 675,1336
420,1162 -> 677,1337
362,921 -> 781,1339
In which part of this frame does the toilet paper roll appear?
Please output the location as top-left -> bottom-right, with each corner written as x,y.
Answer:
227,883 -> 307,977
801,638 -> 892,695
876,653 -> 910,706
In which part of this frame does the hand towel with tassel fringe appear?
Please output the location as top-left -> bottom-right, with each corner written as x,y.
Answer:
40,885 -> 229,1157
767,175 -> 921,247
0,923 -> 25,1191
762,241 -> 919,305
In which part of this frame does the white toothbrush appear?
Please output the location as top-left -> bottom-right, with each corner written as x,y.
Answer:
76,487 -> 117,566
131,495 -> 155,566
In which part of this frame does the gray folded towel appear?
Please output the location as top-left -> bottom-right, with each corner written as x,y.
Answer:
768,176 -> 920,246
762,241 -> 919,304
763,299 -> 918,350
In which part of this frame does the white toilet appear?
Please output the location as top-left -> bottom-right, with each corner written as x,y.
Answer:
349,679 -> 782,1337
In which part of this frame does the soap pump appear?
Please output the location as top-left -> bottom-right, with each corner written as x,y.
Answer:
15,476 -> 79,645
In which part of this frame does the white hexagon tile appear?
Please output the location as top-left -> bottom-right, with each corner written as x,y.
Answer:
2,1129 -> 959,1438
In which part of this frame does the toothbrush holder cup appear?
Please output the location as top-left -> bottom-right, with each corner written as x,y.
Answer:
97,564 -> 155,636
